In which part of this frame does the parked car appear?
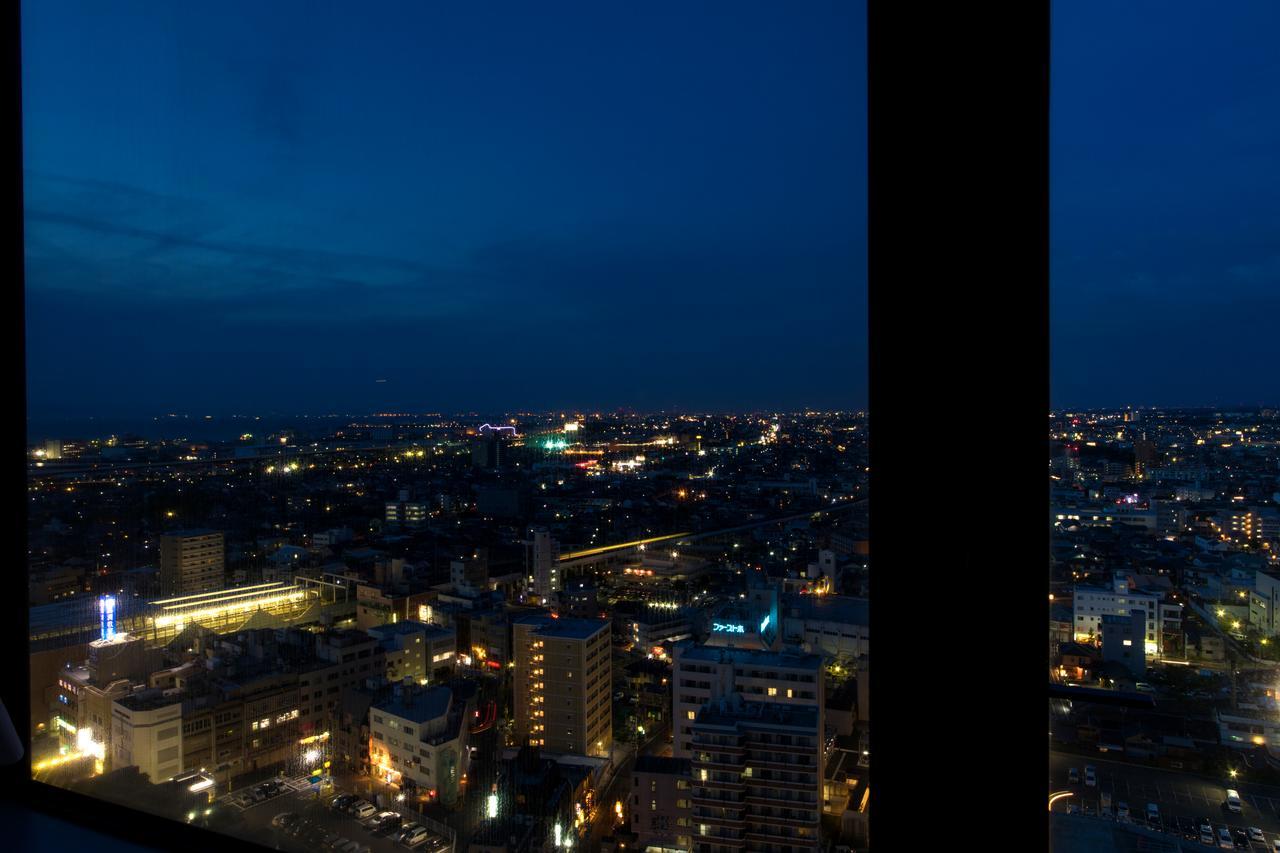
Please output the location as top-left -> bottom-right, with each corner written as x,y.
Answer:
351,801 -> 377,820
395,823 -> 422,842
1146,803 -> 1160,826
328,838 -> 351,851
1231,826 -> 1249,849
272,812 -> 301,829
1216,825 -> 1234,849
1084,765 -> 1096,787
372,815 -> 405,837
1068,767 -> 1079,785
1250,827 -> 1266,844
1116,802 -> 1129,821
330,794 -> 358,812
401,828 -> 432,849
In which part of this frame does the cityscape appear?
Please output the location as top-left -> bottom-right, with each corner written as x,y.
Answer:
26,411 -> 871,853
21,2 -> 868,849
1049,407 -> 1280,849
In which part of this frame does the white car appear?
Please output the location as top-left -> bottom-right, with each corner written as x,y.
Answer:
1084,765 -> 1096,787
351,802 -> 377,820
1145,803 -> 1159,825
1116,801 -> 1130,821
1217,825 -> 1233,849
1272,837 -> 1280,852
1200,828 -> 1216,846
401,828 -> 431,849
1250,827 -> 1266,843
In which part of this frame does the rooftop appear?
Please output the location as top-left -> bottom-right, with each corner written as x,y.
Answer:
373,685 -> 452,724
516,612 -> 610,640
677,643 -> 822,671
784,594 -> 868,626
633,755 -> 691,776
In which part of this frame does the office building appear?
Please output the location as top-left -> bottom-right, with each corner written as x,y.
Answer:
159,530 -> 225,596
513,613 -> 611,758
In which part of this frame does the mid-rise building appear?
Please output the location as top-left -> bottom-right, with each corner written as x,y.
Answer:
1072,574 -> 1182,655
1100,611 -> 1147,677
526,527 -> 561,604
159,530 -> 224,596
367,621 -> 457,685
368,684 -> 471,806
689,695 -> 823,853
672,645 -> 824,760
513,613 -> 611,758
112,690 -> 184,784
630,755 -> 692,852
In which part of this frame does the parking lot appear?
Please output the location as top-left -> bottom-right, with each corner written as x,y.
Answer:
1052,751 -> 1280,849
216,778 -> 454,853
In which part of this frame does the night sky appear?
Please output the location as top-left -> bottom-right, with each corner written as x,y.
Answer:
1051,1 -> 1280,410
22,1 -> 866,419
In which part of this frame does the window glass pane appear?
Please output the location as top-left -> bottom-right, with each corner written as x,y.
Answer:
25,1 -> 866,849
1050,1 -> 1280,837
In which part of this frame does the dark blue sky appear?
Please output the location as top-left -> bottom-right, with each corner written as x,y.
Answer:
22,1 -> 866,419
1051,1 -> 1280,409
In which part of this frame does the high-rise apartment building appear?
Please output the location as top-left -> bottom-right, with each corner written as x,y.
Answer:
526,527 -> 561,604
688,696 -> 823,853
159,530 -> 224,596
513,613 -> 611,758
672,645 -> 824,759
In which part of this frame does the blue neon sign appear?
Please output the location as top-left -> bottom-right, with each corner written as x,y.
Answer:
712,622 -> 745,634
99,595 -> 116,641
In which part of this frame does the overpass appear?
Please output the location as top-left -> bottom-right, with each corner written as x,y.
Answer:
556,497 -> 865,570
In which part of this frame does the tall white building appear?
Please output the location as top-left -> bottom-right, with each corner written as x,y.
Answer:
526,527 -> 561,604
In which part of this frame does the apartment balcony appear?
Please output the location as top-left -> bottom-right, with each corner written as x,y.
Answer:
744,827 -> 818,846
690,812 -> 744,828
745,793 -> 818,809
693,757 -> 746,773
746,777 -> 816,792
746,758 -> 816,772
747,741 -> 814,756
693,779 -> 745,794
691,790 -> 746,809
749,811 -> 819,829
692,833 -> 747,850
691,737 -> 745,753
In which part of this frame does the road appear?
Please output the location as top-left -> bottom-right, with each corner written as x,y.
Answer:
584,720 -> 672,851
1051,750 -> 1280,848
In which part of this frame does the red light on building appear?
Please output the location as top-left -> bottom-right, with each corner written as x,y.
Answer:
486,659 -> 501,669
